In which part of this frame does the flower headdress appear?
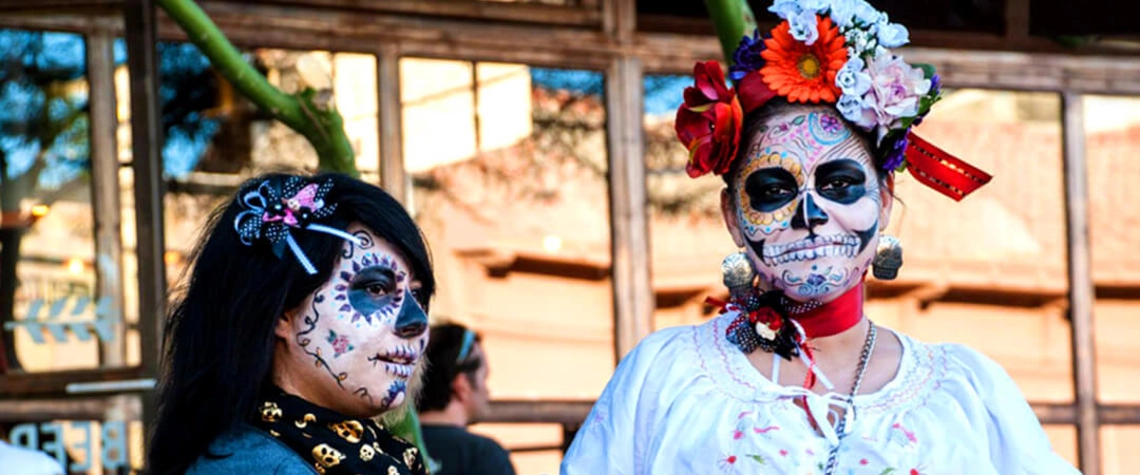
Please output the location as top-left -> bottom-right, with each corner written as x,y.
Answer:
234,176 -> 360,274
676,0 -> 992,201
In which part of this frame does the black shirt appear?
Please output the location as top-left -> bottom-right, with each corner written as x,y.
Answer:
421,424 -> 517,475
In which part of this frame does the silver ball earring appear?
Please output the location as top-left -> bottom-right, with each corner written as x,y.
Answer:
872,235 -> 903,280
721,251 -> 761,309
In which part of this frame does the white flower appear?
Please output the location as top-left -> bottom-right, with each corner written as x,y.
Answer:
876,22 -> 910,47
844,28 -> 878,57
837,93 -> 869,127
800,0 -> 829,12
853,0 -> 884,26
788,9 -> 820,45
835,57 -> 871,96
768,0 -> 802,19
839,54 -> 932,142
827,0 -> 857,28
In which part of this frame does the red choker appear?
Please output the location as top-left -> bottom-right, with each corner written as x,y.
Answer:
790,280 -> 865,339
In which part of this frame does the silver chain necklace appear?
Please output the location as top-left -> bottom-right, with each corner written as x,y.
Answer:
821,321 -> 878,475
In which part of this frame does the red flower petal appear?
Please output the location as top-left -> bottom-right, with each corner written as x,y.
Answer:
738,71 -> 777,114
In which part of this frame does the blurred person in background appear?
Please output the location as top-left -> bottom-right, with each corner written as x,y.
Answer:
417,323 -> 516,475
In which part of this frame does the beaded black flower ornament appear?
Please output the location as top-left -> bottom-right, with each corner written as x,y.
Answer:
233,176 -> 359,274
714,252 -> 802,361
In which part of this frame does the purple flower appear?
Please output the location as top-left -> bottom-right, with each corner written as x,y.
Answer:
730,29 -> 766,81
882,132 -> 908,171
806,274 -> 826,287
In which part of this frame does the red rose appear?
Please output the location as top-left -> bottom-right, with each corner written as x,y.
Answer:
749,307 -> 783,330
684,60 -> 733,108
675,61 -> 744,178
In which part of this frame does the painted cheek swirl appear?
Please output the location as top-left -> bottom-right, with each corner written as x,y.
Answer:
295,286 -> 349,387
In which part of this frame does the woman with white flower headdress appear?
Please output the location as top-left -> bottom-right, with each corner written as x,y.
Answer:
561,1 -> 1080,473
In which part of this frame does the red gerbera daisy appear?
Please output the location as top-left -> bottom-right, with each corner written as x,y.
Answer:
759,15 -> 848,103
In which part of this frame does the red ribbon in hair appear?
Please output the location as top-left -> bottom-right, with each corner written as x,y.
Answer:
904,131 -> 993,201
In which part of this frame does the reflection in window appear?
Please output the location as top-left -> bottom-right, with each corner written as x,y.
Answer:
872,90 -> 1072,404
143,46 -> 378,285
0,29 -> 103,372
643,74 -> 737,331
1086,96 -> 1140,413
402,60 -> 610,472
402,60 -> 613,395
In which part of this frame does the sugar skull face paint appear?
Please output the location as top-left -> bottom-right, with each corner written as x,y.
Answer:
725,107 -> 890,304
276,222 -> 429,418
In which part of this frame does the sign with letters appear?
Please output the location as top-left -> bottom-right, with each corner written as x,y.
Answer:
8,420 -> 128,471
3,295 -> 118,344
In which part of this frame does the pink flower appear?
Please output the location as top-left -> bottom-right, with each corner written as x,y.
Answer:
843,53 -> 930,142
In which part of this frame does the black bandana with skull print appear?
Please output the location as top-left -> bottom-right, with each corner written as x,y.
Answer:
251,386 -> 427,475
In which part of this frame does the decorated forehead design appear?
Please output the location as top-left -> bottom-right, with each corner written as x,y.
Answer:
673,0 -> 992,201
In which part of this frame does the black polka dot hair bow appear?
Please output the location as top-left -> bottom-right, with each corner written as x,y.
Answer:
233,176 -> 359,274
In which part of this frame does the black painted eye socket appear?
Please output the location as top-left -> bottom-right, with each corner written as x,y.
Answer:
352,267 -> 396,298
744,168 -> 799,212
815,159 -> 868,205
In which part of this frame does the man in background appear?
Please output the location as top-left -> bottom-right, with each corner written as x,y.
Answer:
417,323 -> 516,475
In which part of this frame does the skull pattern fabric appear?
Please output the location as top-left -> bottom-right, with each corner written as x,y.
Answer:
251,386 -> 427,475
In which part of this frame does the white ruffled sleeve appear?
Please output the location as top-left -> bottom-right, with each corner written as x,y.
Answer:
944,344 -> 1081,474
560,327 -> 688,475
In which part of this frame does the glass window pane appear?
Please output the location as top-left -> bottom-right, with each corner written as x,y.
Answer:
1086,95 -> 1140,404
148,46 -> 378,287
402,59 -> 613,401
2,396 -> 147,472
0,29 -> 134,373
879,89 -> 1072,402
643,74 -> 737,331
1102,425 -> 1140,475
1044,424 -> 1078,467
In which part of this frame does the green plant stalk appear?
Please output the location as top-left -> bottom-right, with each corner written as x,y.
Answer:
703,0 -> 760,66
157,0 -> 358,176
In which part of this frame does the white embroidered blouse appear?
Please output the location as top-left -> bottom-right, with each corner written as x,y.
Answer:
561,313 -> 1080,475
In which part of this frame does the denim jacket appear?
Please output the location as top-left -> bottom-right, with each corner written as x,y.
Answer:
186,424 -> 313,474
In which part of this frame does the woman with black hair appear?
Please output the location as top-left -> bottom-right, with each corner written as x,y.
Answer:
149,173 -> 434,475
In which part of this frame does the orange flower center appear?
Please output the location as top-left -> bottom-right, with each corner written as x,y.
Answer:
797,53 -> 822,79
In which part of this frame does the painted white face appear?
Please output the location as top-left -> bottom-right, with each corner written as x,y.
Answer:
278,223 -> 429,417
727,107 -> 888,304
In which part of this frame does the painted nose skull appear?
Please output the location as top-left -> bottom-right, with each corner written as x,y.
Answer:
791,193 -> 828,231
394,295 -> 427,339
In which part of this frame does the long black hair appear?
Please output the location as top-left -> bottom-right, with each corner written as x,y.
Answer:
148,172 -> 434,474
